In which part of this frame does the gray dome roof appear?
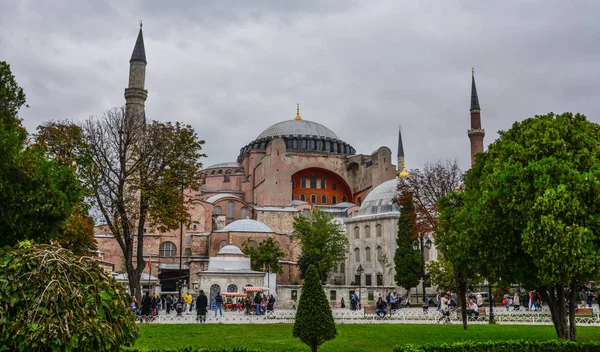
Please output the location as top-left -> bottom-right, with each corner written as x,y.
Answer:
205,162 -> 244,170
257,120 -> 339,140
205,193 -> 242,204
358,179 -> 400,216
221,219 -> 273,233
218,244 -> 244,255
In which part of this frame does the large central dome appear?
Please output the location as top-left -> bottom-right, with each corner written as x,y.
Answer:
256,120 -> 340,140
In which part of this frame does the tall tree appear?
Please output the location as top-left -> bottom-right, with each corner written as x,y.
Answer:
455,112 -> 600,340
293,209 -> 349,283
293,264 -> 337,352
40,108 -> 206,301
393,192 -> 422,299
242,237 -> 285,273
0,62 -> 83,248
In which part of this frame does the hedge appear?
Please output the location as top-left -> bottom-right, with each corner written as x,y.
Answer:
394,340 -> 600,352
124,348 -> 263,352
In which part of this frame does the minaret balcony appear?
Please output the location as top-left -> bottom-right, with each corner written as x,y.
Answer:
467,128 -> 485,136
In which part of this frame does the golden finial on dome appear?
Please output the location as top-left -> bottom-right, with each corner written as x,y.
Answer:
228,234 -> 232,244
294,103 -> 302,120
399,168 -> 409,178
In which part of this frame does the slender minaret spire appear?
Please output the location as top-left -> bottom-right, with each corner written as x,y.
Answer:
125,22 -> 148,127
468,68 -> 485,167
397,125 -> 409,178
294,103 -> 302,120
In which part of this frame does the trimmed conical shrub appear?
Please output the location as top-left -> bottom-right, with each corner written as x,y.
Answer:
292,264 -> 337,352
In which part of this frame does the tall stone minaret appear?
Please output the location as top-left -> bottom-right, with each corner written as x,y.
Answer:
468,68 -> 485,167
124,23 -> 147,127
397,125 -> 409,178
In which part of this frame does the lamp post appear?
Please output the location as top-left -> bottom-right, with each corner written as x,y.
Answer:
356,264 -> 364,309
413,237 -> 433,303
178,182 -> 184,302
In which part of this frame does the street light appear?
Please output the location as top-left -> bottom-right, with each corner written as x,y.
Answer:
356,264 -> 364,309
413,237 -> 433,302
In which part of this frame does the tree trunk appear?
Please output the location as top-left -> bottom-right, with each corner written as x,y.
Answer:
312,344 -> 318,352
487,280 -> 494,324
454,268 -> 468,330
543,286 -> 569,339
568,279 -> 577,341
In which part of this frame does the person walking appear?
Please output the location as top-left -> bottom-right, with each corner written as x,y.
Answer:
253,293 -> 263,316
267,294 -> 276,313
390,291 -> 397,311
214,291 -> 224,317
196,290 -> 208,322
141,291 -> 152,318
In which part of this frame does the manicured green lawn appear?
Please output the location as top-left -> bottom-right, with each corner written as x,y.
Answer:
129,324 -> 600,352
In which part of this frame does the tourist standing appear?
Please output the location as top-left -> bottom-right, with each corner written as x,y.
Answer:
254,293 -> 262,316
214,291 -> 224,317
196,290 -> 208,323
141,291 -> 152,317
340,297 -> 345,308
513,292 -> 520,310
390,291 -> 397,310
267,294 -> 276,312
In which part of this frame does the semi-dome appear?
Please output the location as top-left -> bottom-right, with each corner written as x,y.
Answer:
357,179 -> 400,216
218,244 -> 244,255
205,162 -> 244,170
256,120 -> 340,140
220,219 -> 273,233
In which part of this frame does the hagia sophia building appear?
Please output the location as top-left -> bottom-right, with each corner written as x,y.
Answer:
95,25 -> 484,304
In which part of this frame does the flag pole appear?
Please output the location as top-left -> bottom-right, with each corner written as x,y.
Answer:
147,255 -> 151,293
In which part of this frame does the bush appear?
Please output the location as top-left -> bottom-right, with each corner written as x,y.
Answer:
394,340 -> 600,352
0,241 -> 138,351
125,348 -> 263,352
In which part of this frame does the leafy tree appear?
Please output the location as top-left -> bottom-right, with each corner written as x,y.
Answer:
425,256 -> 458,292
242,237 -> 285,273
0,241 -> 138,351
293,264 -> 336,352
0,62 -> 84,249
455,112 -> 600,340
393,192 -> 422,298
39,108 -> 206,302
293,209 -> 349,283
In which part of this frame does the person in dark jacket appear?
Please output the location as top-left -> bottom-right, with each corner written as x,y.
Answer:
196,290 -> 208,322
267,294 -> 276,312
214,291 -> 224,317
253,293 -> 262,316
375,297 -> 387,318
141,291 -> 152,317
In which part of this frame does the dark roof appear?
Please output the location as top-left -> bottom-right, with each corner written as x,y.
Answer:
130,28 -> 146,64
397,125 -> 404,158
470,74 -> 480,111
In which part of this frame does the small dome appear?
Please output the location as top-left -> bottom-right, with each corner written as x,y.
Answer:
205,193 -> 242,204
205,162 -> 244,170
221,219 -> 273,233
257,120 -> 339,140
358,179 -> 400,216
218,244 -> 244,255
334,202 -> 356,208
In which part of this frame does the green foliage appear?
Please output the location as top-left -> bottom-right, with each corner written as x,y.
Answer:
126,348 -> 263,352
0,242 -> 138,351
0,63 -> 84,249
242,237 -> 285,273
293,265 -> 337,352
425,258 -> 457,292
293,209 -> 349,283
394,340 -> 600,352
394,193 -> 422,292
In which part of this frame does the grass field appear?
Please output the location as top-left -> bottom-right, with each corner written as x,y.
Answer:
129,324 -> 600,351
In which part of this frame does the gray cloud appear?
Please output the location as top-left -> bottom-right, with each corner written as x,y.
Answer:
2,0 -> 599,171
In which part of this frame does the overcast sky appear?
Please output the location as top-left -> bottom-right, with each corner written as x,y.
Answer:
2,0 -> 599,171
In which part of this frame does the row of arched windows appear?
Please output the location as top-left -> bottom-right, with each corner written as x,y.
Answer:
354,246 -> 384,262
293,194 -> 347,204
214,202 -> 249,219
219,239 -> 259,250
353,224 -> 382,239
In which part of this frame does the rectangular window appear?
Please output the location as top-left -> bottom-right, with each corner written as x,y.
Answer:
332,183 -> 337,191
354,275 -> 360,285
185,236 -> 192,245
301,177 -> 306,188
291,290 -> 298,301
330,290 -> 336,301
320,178 -> 326,189
310,173 -> 317,188
377,274 -> 383,286
368,291 -> 374,301
365,274 -> 372,286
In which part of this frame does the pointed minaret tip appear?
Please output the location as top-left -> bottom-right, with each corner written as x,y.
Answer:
130,23 -> 147,64
397,124 -> 408,178
470,68 -> 480,111
294,103 -> 302,120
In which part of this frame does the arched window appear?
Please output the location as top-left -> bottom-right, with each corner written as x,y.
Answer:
226,201 -> 235,219
210,284 -> 221,303
247,240 -> 258,249
223,174 -> 230,182
354,248 -> 360,262
332,196 -> 337,204
377,246 -> 383,261
214,206 -> 222,215
219,240 -> 228,249
300,194 -> 306,201
321,195 -> 327,204
240,207 -> 249,219
227,284 -> 238,293
291,180 -> 295,189
342,196 -> 347,202
376,224 -> 382,238
365,247 -> 371,262
354,226 -> 360,239
340,262 -> 345,274
321,178 -> 326,189
365,225 -> 371,238
302,209 -> 310,217
301,177 -> 307,188
310,173 -> 317,188
184,248 -> 192,256
310,194 -> 316,203
159,241 -> 177,257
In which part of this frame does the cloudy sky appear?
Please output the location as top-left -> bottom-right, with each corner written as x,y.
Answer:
2,0 -> 599,171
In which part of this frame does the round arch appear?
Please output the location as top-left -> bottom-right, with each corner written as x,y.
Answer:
291,167 -> 353,205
